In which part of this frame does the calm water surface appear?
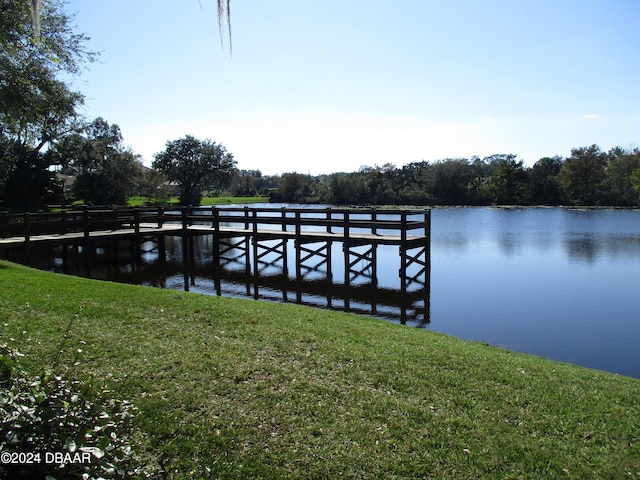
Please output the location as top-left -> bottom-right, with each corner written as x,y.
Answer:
427,207 -> 640,378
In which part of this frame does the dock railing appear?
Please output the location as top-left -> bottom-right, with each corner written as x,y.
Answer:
1,206 -> 430,245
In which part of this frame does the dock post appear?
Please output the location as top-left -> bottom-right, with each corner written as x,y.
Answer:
83,207 -> 90,240
281,207 -> 289,301
343,210 -> 350,287
158,206 -> 164,228
133,208 -> 142,265
181,207 -> 190,292
212,207 -> 221,295
425,209 -> 431,323
243,206 -> 251,295
281,207 -> 287,232
252,209 -> 259,300
426,209 -> 431,279
399,210 -> 408,324
82,207 -> 91,273
326,208 -> 334,307
61,209 -> 67,233
23,213 -> 31,262
343,210 -> 350,310
295,210 -> 302,303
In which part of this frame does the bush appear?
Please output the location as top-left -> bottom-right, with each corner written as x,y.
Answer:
0,344 -> 157,479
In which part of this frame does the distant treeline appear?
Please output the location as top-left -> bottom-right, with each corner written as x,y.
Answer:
231,145 -> 640,207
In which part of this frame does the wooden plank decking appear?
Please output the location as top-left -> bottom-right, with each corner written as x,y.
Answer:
0,223 -> 427,247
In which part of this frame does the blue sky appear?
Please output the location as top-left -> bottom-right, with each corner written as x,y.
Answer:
66,0 -> 640,174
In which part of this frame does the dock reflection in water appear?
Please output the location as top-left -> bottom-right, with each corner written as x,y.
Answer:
8,234 -> 430,327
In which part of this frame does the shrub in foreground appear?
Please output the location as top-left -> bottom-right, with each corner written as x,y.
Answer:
0,344 -> 157,479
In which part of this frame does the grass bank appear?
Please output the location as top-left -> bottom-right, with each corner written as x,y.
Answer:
127,196 -> 267,207
1,260 -> 639,479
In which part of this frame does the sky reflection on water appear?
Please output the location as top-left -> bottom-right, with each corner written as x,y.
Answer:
428,207 -> 640,377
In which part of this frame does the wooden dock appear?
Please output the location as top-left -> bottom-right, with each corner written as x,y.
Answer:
0,206 -> 429,245
0,206 -> 431,323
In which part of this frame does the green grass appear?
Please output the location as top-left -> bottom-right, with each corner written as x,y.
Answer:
1,260 -> 639,479
200,196 -> 267,206
127,196 -> 267,207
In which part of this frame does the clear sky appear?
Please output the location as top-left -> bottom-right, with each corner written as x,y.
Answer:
65,0 -> 640,175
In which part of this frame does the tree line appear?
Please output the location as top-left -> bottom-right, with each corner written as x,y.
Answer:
263,146 -> 640,207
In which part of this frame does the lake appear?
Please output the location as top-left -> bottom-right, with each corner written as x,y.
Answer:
4,206 -> 640,378
428,207 -> 640,378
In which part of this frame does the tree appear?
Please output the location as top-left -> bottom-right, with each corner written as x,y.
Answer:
326,173 -> 353,205
396,161 -> 433,205
230,169 -> 262,196
269,173 -> 315,203
529,156 -> 563,205
153,135 -> 236,206
362,163 -> 398,205
602,147 -> 640,206
559,145 -> 608,205
138,167 -> 172,206
52,118 -> 142,205
487,154 -> 528,205
0,135 -> 63,206
633,167 -> 640,202
1,0 -> 95,207
427,158 -> 474,205
1,0 -> 95,140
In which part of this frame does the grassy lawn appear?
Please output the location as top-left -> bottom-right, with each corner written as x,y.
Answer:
127,196 -> 267,207
200,196 -> 268,206
1,260 -> 639,479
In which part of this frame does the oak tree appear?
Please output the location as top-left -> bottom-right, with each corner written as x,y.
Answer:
153,135 -> 236,206
0,0 -> 95,206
